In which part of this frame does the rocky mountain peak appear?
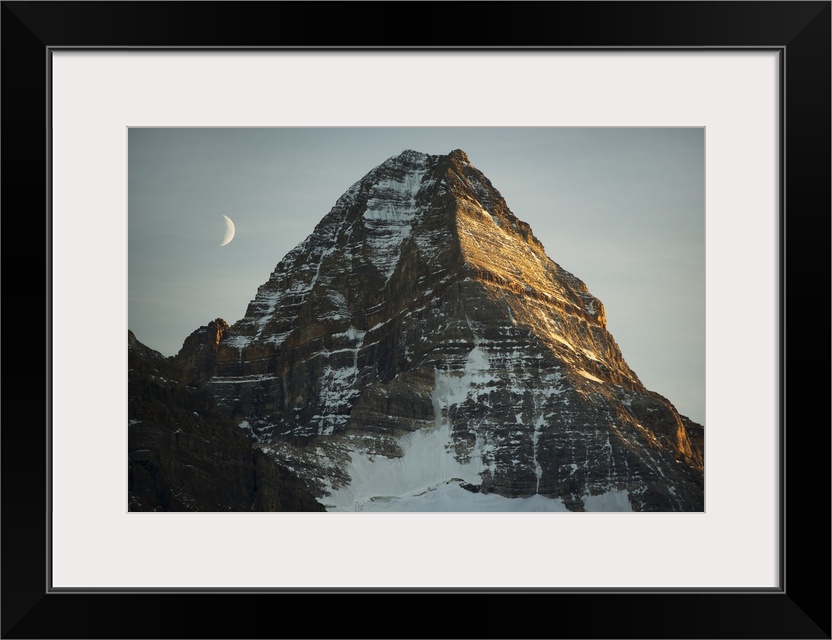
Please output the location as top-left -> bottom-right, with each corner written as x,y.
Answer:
384,148 -> 432,166
448,148 -> 470,163
199,149 -> 703,511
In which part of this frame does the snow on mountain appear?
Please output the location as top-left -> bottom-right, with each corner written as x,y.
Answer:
199,149 -> 704,512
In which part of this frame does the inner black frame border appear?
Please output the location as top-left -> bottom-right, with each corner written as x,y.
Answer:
2,2 -> 829,638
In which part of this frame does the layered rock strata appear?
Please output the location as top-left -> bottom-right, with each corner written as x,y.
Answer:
202,149 -> 704,511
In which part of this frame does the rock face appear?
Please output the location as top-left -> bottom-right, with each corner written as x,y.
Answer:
128,330 -> 324,511
172,318 -> 229,387
204,149 -> 704,511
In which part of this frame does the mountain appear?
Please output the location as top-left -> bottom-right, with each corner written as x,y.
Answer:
189,148 -> 703,511
128,329 -> 324,511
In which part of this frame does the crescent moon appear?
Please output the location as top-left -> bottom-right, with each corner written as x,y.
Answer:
220,215 -> 235,246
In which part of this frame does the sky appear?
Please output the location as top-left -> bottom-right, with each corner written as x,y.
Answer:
128,128 -> 704,425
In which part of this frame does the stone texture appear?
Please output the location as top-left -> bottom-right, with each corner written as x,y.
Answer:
171,318 -> 229,387
128,330 -> 324,511
200,149 -> 704,511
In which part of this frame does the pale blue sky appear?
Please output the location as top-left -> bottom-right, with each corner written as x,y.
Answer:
128,128 -> 704,424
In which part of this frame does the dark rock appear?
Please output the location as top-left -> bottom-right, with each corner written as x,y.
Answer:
128,330 -> 324,511
171,318 -> 229,387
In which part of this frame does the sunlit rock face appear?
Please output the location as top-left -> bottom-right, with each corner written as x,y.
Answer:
205,149 -> 704,512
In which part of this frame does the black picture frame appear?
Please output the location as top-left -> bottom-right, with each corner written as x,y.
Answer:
2,2 -> 829,638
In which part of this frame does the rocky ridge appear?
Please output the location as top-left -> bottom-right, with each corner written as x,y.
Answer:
128,329 -> 323,511
199,149 -> 704,511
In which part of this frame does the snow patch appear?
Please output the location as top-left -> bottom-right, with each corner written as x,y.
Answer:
222,334 -> 252,349
532,414 -> 544,492
576,369 -> 603,383
209,374 -> 279,384
362,168 -> 430,280
325,341 -> 497,509
327,481 -> 571,512
582,489 -> 633,512
323,418 -> 485,510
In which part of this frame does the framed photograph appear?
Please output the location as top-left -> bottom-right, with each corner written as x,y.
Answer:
125,125 -> 707,517
3,2 -> 829,638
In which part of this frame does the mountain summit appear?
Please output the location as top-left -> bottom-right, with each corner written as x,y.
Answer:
203,149 -> 704,511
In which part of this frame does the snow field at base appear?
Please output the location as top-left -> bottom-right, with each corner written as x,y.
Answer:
324,480 -> 634,513
582,489 -> 634,512
323,343 -> 492,510
335,480 -> 572,512
320,339 -> 635,512
320,409 -> 485,510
